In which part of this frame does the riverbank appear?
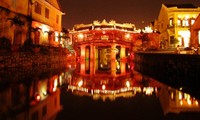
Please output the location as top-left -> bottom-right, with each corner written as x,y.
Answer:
134,51 -> 200,98
0,47 -> 75,69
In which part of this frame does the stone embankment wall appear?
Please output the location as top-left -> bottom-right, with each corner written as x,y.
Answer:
0,52 -> 74,85
134,52 -> 200,89
0,52 -> 71,69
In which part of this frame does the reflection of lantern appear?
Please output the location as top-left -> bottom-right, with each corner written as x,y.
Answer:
35,94 -> 41,101
102,85 -> 106,90
53,79 -> 58,92
126,81 -> 130,88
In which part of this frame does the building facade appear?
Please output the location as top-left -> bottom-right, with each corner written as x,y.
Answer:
157,4 -> 200,48
190,14 -> 200,47
0,0 -> 64,50
31,0 -> 64,47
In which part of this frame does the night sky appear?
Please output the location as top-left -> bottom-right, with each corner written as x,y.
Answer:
58,0 -> 200,30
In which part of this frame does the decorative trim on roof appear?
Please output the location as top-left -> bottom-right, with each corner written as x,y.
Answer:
73,19 -> 136,31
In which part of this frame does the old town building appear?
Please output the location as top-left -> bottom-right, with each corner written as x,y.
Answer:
190,14 -> 200,47
157,4 -> 200,48
0,0 -> 64,51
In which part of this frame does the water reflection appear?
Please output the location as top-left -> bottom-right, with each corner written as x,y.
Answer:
62,61 -> 200,119
0,66 -> 69,120
157,83 -> 200,115
67,71 -> 159,101
0,61 -> 200,120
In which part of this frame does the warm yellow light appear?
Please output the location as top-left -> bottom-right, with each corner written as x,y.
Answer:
78,80 -> 83,87
179,92 -> 182,100
187,99 -> 192,106
117,64 -> 120,69
178,31 -> 190,47
78,33 -> 84,39
126,81 -> 130,88
59,75 -> 62,86
170,92 -> 174,100
125,33 -> 130,39
144,26 -> 153,33
180,100 -> 183,106
55,32 -> 59,42
185,15 -> 189,19
36,94 -> 41,101
102,85 -> 106,90
195,100 -> 199,106
43,91 -> 47,96
144,87 -> 153,95
54,78 -> 58,86
53,79 -> 58,92
41,25 -> 49,33
69,64 -> 71,68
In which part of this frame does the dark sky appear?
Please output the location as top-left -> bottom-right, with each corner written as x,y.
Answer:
58,0 -> 200,30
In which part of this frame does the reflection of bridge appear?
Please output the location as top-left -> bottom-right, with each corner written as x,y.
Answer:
68,85 -> 156,101
67,67 -> 160,101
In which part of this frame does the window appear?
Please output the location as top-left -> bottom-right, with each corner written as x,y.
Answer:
45,8 -> 49,19
56,15 -> 59,24
35,1 -> 42,15
190,18 -> 195,25
177,18 -> 181,26
170,36 -> 175,44
169,18 -> 173,27
170,91 -> 175,101
182,18 -> 189,26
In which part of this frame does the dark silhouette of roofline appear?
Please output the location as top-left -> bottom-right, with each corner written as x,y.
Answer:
164,3 -> 197,8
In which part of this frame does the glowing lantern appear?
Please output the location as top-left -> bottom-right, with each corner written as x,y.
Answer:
35,94 -> 41,101
78,80 -> 83,87
53,79 -> 58,92
102,85 -> 106,90
126,81 -> 130,88
125,33 -> 130,39
55,32 -> 59,42
78,33 -> 84,39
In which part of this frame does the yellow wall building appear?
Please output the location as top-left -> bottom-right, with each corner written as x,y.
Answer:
31,0 -> 64,47
157,4 -> 200,48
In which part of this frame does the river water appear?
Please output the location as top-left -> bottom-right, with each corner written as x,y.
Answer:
0,61 -> 200,120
